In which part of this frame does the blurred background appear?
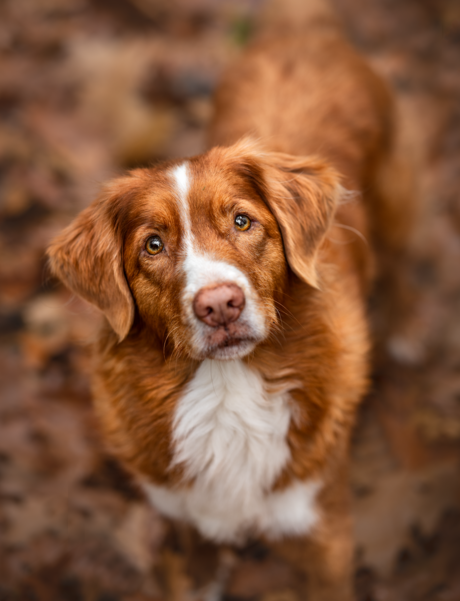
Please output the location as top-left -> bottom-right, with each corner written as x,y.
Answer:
0,0 -> 460,599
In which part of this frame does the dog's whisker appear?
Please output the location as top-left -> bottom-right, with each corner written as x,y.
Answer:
332,222 -> 368,246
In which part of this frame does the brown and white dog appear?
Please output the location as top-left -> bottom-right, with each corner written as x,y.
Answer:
47,2 -> 408,599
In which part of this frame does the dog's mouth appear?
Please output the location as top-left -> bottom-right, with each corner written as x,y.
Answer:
201,324 -> 259,360
217,336 -> 245,348
207,338 -> 258,360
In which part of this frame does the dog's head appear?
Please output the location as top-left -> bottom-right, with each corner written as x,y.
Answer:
48,140 -> 340,360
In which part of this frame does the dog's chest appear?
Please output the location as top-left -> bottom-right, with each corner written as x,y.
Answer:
144,360 -> 321,542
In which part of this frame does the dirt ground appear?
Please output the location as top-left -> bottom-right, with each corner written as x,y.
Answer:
1,0 -> 460,599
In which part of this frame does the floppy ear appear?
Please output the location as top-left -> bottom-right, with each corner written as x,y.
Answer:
47,179 -> 137,341
228,142 -> 341,289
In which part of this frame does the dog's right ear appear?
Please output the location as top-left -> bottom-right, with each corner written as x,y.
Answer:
47,177 -> 138,342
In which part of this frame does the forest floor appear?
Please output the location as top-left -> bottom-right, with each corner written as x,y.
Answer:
1,0 -> 460,599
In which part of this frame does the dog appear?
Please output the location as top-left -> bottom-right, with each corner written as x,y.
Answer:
47,1 -> 408,599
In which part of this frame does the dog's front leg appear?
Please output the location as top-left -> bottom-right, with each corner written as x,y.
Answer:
272,471 -> 355,601
305,466 -> 355,601
301,511 -> 354,601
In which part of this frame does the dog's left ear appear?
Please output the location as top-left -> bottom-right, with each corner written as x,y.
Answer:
47,177 -> 138,341
229,143 -> 341,289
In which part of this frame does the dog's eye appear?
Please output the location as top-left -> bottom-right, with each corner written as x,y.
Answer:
145,235 -> 164,255
235,214 -> 251,231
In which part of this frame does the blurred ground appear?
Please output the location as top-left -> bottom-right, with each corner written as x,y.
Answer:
0,0 -> 460,599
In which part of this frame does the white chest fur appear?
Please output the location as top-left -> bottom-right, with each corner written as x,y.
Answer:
144,360 -> 321,542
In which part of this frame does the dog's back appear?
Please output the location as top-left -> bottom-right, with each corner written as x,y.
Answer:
209,0 -> 411,292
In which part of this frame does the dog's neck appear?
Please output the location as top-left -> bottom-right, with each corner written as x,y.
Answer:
143,357 -> 323,543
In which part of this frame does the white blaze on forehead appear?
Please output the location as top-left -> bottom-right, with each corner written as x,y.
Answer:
170,162 -> 193,249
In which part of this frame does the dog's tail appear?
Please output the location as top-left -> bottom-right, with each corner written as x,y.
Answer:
258,0 -> 339,34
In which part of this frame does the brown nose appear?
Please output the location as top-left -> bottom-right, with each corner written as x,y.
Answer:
193,284 -> 245,327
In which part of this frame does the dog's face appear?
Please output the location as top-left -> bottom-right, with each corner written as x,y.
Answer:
48,140 -> 340,360
122,156 -> 286,360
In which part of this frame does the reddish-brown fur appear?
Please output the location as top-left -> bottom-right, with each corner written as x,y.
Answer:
47,4 -> 410,599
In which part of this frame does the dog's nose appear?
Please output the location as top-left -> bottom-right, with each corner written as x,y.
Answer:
193,284 -> 245,327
